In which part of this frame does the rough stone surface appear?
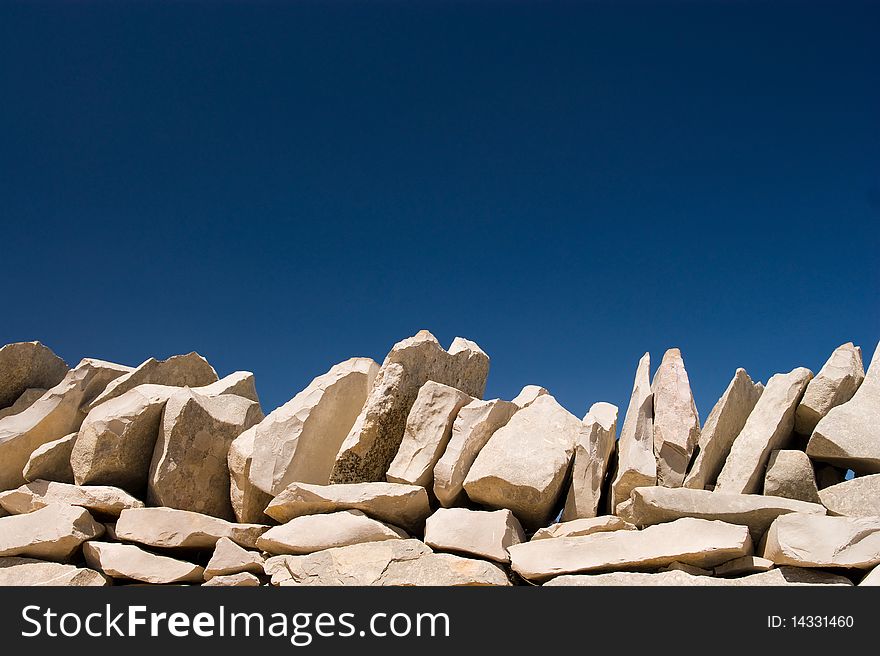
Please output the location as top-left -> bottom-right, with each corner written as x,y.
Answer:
511,385 -> 548,409
658,561 -> 712,576
818,474 -> 880,517
204,537 -> 265,580
248,358 -> 378,496
22,432 -> 76,483
257,510 -> 406,555
0,342 -> 68,409
464,394 -> 581,528
203,572 -> 261,587
0,504 -> 104,561
714,555 -> 775,577
0,557 -> 108,586
795,342 -> 864,435
715,367 -> 813,494
424,507 -> 524,563
83,541 -> 204,584
330,331 -> 489,484
386,381 -> 472,488
0,388 -> 48,421
265,481 -> 430,531
432,398 -> 517,507
228,428 -> 272,524
115,507 -> 267,550
0,480 -> 144,517
652,349 -> 701,488
197,371 -> 260,402
763,513 -> 880,568
683,369 -> 763,490
544,567 -> 852,586
763,450 -> 821,503
531,516 -> 636,541
562,402 -> 618,521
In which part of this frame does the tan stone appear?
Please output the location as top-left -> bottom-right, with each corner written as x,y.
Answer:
0,388 -> 47,421
683,369 -> 763,490
763,450 -> 821,503
511,385 -> 548,409
860,565 -> 880,586
115,507 -> 267,550
386,381 -> 472,488
257,510 -> 406,555
196,371 -> 260,402
714,555 -> 775,577
330,331 -> 489,483
544,567 -> 852,586
615,498 -> 635,523
432,398 -> 517,507
248,358 -> 378,496
203,572 -> 261,587
23,432 -> 76,483
795,342 -> 864,435
610,353 -> 656,511
818,474 -> 880,517
0,341 -> 68,409
83,541 -> 203,584
265,481 -> 430,531
715,367 -> 813,494
0,480 -> 143,517
228,428 -> 272,524
0,504 -> 104,561
0,557 -> 108,586
562,402 -> 618,520
531,516 -> 636,541
424,508 -> 524,563
658,561 -> 712,576
265,539 -> 509,586
652,348 -> 700,487
509,517 -> 752,582
763,513 -> 880,568
204,537 -> 265,580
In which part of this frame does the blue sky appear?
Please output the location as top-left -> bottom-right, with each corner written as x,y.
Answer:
2,1 -> 878,420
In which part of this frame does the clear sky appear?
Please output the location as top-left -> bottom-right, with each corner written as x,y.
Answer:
2,1 -> 878,421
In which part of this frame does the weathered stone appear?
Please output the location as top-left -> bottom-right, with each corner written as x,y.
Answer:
115,507 -> 267,550
795,342 -> 864,435
22,432 -> 76,483
203,572 -> 261,587
87,352 -> 218,411
615,498 -> 635,523
424,508 -> 524,563
204,537 -> 265,580
610,353 -> 656,511
807,341 -> 880,474
860,565 -> 880,586
763,450 -> 821,503
652,349 -> 700,488
0,480 -> 143,517
628,486 -> 825,541
683,369 -> 763,490
265,539 -> 510,586
0,388 -> 47,421
511,385 -> 548,409
330,331 -> 489,484
509,517 -> 752,582
148,388 -> 263,519
0,341 -> 68,409
83,541 -> 203,584
562,402 -> 618,520
0,557 -> 108,586
248,358 -> 378,496
531,516 -> 636,541
196,371 -> 260,402
544,567 -> 852,586
464,394 -> 581,528
0,504 -> 104,561
386,381 -> 472,488
257,510 -> 406,555
818,474 -> 880,517
432,398 -> 517,507
714,555 -> 774,577
763,513 -> 880,568
715,367 -> 812,494
658,561 -> 712,576
0,359 -> 131,491
265,481 -> 430,531
228,428 -> 272,524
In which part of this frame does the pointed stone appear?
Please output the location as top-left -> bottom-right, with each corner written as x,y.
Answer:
544,567 -> 852,586
683,369 -> 763,490
432,398 -> 517,507
248,358 -> 378,496
562,402 -> 618,521
424,508 -> 524,563
83,542 -> 204,584
330,331 -> 489,484
204,537 -> 265,580
652,349 -> 700,487
0,504 -> 104,561
658,561 -> 712,576
228,428 -> 272,524
386,381 -> 473,488
818,474 -> 880,517
531,516 -> 635,541
257,510 -> 406,555
0,341 -> 68,409
0,557 -> 108,586
0,480 -> 143,517
807,341 -> 880,474
714,367 -> 812,494
23,432 -> 76,483
763,450 -> 821,503
610,353 -> 656,511
0,359 -> 132,491
763,513 -> 880,568
464,394 -> 581,528
115,507 -> 267,550
511,385 -> 548,409
203,572 -> 261,586
714,555 -> 775,577
0,388 -> 48,421
795,342 -> 864,435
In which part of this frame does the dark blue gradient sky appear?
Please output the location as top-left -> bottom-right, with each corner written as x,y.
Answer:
2,1 -> 878,420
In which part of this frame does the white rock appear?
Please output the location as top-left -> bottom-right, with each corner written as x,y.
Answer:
0,557 -> 107,586
0,480 -> 143,517
83,541 -> 204,584
544,568 -> 852,586
256,510 -> 406,555
0,341 -> 68,409
531,516 -> 636,540
115,507 -> 267,550
562,402 -> 618,520
0,504 -> 104,561
424,507 -> 524,563
0,388 -> 48,421
511,385 -> 548,409
714,555 -> 775,577
818,474 -> 880,517
652,348 -> 700,488
22,432 -> 76,483
203,572 -> 261,587
228,428 -> 272,524
762,513 -> 880,568
204,537 -> 265,580
795,342 -> 864,435
763,450 -> 821,503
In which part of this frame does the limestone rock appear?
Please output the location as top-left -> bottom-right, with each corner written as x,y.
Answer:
0,388 -> 47,421
544,567 -> 852,586
615,498 -> 635,523
511,385 -> 548,409
265,539 -> 510,586
248,358 -> 378,496
509,517 -> 752,582
203,572 -> 261,587
714,367 -> 812,494
0,341 -> 68,409
330,331 -> 489,484
763,450 -> 821,503
228,428 -> 272,524
683,369 -> 763,490
0,358 -> 132,491
197,371 -> 260,402
652,348 -> 700,487
22,432 -> 76,483
83,541 -> 204,584
818,474 -> 880,517
256,510 -> 406,555
795,342 -> 864,435
432,398 -> 517,507
0,557 -> 108,586
860,565 -> 880,586
115,507 -> 267,550
562,402 -> 618,520
0,504 -> 104,561
807,341 -> 880,474
463,394 -> 581,528
610,353 -> 656,511
265,481 -> 430,531
0,480 -> 143,517
386,381 -> 473,488
424,507 -> 524,563
763,513 -> 880,568
531,516 -> 636,541
658,561 -> 712,576
204,537 -> 265,579
714,555 -> 774,577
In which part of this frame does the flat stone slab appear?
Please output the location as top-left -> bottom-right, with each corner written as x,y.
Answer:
762,513 -> 880,568
115,507 -> 268,550
531,516 -> 636,541
256,510 -> 407,555
0,557 -> 108,586
424,507 -> 524,563
0,480 -> 143,517
818,474 -> 880,517
0,504 -> 104,561
714,555 -> 775,577
544,567 -> 852,586
83,541 -> 204,584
